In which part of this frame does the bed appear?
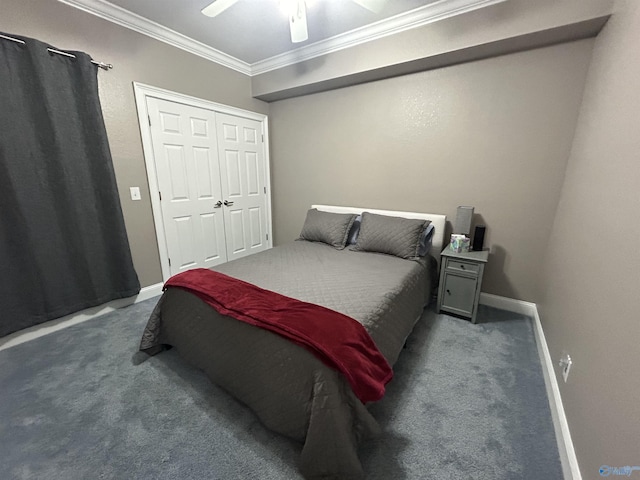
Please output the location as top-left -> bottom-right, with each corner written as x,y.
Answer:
139,205 -> 446,479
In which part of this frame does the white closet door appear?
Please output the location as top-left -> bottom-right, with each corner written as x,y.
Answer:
216,113 -> 269,261
147,97 -> 228,275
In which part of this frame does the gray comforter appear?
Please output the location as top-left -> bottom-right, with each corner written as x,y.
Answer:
140,240 -> 435,479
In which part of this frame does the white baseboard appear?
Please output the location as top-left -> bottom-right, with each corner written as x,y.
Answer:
529,304 -> 582,480
479,292 -> 536,315
0,282 -> 163,352
480,292 -> 581,480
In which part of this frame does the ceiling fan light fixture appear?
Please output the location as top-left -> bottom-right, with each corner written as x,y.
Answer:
279,0 -> 308,16
288,1 -> 309,43
202,0 -> 314,44
201,0 -> 239,17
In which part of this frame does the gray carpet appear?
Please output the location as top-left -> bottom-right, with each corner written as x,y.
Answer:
0,298 -> 562,479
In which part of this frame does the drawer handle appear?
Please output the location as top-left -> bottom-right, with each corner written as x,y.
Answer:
460,264 -> 465,269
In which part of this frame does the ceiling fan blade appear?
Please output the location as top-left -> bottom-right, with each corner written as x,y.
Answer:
201,0 -> 239,18
288,0 -> 308,43
351,0 -> 386,14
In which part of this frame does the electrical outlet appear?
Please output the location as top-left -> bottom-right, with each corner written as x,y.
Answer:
559,354 -> 572,382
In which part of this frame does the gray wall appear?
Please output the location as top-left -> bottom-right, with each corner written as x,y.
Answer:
269,40 -> 593,302
253,0 -> 613,101
1,0 -> 267,288
538,0 -> 640,476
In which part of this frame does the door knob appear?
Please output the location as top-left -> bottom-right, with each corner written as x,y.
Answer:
224,200 -> 234,206
214,200 -> 222,208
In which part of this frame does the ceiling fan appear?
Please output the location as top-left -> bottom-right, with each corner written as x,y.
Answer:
201,0 -> 387,44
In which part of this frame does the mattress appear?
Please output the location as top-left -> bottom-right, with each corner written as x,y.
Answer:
140,240 -> 435,479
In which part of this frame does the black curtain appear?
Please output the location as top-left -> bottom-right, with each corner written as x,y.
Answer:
0,33 -> 140,337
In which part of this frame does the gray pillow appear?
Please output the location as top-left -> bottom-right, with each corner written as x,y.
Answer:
298,208 -> 357,249
353,212 -> 431,259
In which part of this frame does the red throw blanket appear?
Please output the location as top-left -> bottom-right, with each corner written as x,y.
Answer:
164,268 -> 393,403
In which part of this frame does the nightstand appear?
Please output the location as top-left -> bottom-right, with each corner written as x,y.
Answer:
437,247 -> 489,324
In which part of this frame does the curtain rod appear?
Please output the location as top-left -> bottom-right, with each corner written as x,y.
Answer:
0,33 -> 113,70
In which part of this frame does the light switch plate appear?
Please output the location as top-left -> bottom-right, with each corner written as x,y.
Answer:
130,186 -> 141,201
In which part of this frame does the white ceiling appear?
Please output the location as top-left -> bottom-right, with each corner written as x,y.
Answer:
110,0 -> 436,63
60,0 -> 507,75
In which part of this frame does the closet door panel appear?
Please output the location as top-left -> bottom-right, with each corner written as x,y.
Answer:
147,97 -> 228,275
216,113 -> 269,261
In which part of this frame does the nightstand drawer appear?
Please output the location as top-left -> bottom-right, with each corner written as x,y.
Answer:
445,259 -> 480,275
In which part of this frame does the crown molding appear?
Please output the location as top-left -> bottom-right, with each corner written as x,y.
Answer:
59,0 -> 506,77
57,0 -> 252,75
251,0 -> 508,75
